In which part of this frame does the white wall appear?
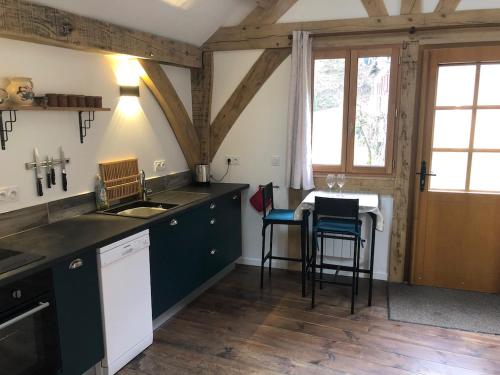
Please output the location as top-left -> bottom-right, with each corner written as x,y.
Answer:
0,38 -> 189,213
210,49 -> 393,280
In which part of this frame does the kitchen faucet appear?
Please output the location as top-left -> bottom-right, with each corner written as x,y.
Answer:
140,170 -> 152,200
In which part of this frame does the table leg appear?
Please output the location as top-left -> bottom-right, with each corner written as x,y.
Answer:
368,213 -> 377,306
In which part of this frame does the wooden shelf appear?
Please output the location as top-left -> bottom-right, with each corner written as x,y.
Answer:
0,105 -> 111,150
0,105 -> 111,112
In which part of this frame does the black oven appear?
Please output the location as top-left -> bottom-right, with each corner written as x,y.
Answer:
0,270 -> 60,375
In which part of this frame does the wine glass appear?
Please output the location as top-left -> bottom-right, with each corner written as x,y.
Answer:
337,174 -> 346,195
326,174 -> 335,193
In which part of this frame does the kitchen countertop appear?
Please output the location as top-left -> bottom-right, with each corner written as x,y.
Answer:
0,183 -> 249,287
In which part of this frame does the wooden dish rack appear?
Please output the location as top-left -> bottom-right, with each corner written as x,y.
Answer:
99,158 -> 141,203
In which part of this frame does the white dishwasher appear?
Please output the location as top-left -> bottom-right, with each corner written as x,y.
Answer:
96,229 -> 153,375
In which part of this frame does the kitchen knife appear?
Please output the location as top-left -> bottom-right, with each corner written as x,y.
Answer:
50,157 -> 56,185
34,148 -> 43,196
46,156 -> 51,189
60,147 -> 67,191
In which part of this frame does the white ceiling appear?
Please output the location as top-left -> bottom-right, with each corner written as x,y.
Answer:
32,0 -> 500,46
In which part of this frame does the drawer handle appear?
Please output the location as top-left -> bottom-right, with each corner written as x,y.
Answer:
170,219 -> 178,226
232,194 -> 239,200
210,218 -> 216,225
209,248 -> 217,255
209,203 -> 216,210
69,258 -> 83,270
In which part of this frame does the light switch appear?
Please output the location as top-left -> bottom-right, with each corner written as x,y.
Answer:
271,155 -> 280,166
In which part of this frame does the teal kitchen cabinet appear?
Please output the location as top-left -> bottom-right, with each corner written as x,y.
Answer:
149,190 -> 243,319
204,192 -> 242,281
53,249 -> 104,375
149,205 -> 209,319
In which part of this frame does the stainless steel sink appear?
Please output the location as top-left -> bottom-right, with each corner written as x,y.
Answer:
99,201 -> 178,219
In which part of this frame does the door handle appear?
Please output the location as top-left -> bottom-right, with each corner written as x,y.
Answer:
416,160 -> 436,192
69,258 -> 83,270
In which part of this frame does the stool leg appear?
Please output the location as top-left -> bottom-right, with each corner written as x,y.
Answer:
320,234 -> 324,290
301,221 -> 306,298
355,238 -> 361,295
306,222 -> 310,280
269,224 -> 274,277
260,225 -> 266,289
350,238 -> 357,314
311,232 -> 317,308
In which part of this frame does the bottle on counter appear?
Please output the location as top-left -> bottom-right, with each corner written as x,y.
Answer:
95,174 -> 109,210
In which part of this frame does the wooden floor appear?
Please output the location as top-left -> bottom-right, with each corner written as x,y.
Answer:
120,265 -> 500,374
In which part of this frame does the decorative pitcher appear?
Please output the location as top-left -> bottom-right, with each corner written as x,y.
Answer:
6,77 -> 34,106
0,88 -> 8,105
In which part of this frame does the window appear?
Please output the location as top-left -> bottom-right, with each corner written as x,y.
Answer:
430,63 -> 500,192
312,47 -> 400,175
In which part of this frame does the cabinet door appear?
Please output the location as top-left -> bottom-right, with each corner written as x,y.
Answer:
53,249 -> 104,375
149,207 -> 208,319
205,192 -> 242,280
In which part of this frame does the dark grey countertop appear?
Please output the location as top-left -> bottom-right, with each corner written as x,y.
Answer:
0,183 -> 249,287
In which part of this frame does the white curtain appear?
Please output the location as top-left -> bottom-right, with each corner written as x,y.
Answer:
285,30 -> 315,190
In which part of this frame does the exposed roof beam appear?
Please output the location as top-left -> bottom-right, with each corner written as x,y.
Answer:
0,0 -> 201,67
435,0 -> 461,13
240,0 -> 298,25
361,0 -> 388,17
140,60 -> 201,168
204,9 -> 500,51
400,0 -> 421,15
210,48 -> 291,159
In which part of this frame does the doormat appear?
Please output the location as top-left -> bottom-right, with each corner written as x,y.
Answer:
388,283 -> 500,335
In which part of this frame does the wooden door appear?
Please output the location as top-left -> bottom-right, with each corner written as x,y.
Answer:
411,46 -> 500,293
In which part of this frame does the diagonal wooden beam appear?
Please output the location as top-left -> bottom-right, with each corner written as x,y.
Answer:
400,0 -> 421,15
435,0 -> 461,13
210,48 -> 291,159
140,60 -> 201,168
241,0 -> 298,25
191,52 -> 214,164
0,0 -> 201,67
361,0 -> 388,17
204,9 -> 500,51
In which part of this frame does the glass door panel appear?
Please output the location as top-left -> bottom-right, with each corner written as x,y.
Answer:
430,152 -> 468,190
478,64 -> 500,105
435,65 -> 476,106
432,110 -> 472,148
474,109 -> 500,149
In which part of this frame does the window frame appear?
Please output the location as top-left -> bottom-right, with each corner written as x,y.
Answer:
312,45 -> 401,176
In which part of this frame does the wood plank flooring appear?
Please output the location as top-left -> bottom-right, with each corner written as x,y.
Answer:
120,265 -> 500,374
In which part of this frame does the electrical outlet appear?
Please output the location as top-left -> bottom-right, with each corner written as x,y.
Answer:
271,155 -> 281,166
0,186 -> 19,202
153,160 -> 167,172
225,156 -> 240,165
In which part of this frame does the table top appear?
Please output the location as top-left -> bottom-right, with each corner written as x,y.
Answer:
294,190 -> 384,231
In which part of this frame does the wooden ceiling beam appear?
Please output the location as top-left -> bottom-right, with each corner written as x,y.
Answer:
435,0 -> 461,14
361,0 -> 388,17
0,0 -> 202,67
400,0 -> 421,15
210,48 -> 291,159
204,9 -> 500,51
140,60 -> 201,168
240,0 -> 298,25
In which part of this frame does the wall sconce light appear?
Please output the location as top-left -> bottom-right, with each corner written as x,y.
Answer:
119,85 -> 140,97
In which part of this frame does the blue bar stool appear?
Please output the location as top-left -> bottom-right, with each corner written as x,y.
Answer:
260,182 -> 310,297
311,197 -> 362,314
